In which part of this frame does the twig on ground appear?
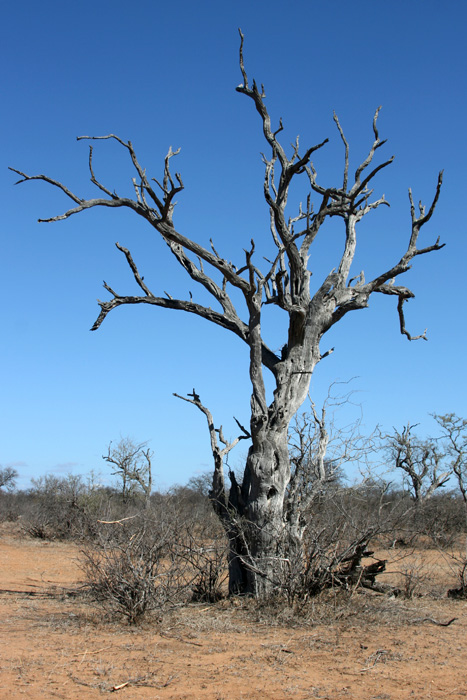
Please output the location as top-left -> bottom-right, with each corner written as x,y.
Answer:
410,616 -> 457,626
73,646 -> 113,657
111,681 -> 129,692
160,632 -> 203,646
360,649 -> 388,672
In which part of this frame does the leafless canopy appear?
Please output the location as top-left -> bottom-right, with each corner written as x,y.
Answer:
387,423 -> 451,502
103,438 -> 153,506
0,466 -> 18,492
10,30 -> 445,596
10,32 -> 443,361
433,413 -> 467,513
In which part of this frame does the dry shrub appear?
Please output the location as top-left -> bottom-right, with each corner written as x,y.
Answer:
398,564 -> 429,599
267,482 -> 408,606
81,529 -> 171,623
80,505 -> 228,623
184,535 -> 228,603
20,475 -> 132,542
447,561 -> 467,598
446,544 -> 467,599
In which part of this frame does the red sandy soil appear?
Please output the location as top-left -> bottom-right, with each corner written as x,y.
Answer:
1,521 -> 466,700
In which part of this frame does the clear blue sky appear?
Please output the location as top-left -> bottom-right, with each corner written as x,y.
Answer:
2,0 -> 466,490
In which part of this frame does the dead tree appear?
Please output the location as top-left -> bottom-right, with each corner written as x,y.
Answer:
0,467 -> 18,492
104,438 -> 153,507
287,386 -> 376,517
433,413 -> 467,523
10,31 -> 444,596
387,423 -> 451,503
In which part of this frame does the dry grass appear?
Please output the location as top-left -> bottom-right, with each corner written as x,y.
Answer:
1,523 -> 467,700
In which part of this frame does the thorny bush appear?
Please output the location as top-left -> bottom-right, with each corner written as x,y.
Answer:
80,500 -> 228,623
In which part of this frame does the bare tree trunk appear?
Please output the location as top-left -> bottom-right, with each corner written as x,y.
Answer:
242,431 -> 290,596
175,389 -> 300,596
225,402 -> 306,596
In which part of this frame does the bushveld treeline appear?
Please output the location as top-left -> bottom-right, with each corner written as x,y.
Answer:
1,412 -> 466,622
0,458 -> 466,624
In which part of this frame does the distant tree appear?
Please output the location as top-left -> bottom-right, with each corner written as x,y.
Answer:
186,471 -> 213,498
11,32 -> 444,596
27,473 -> 91,539
103,438 -> 153,507
433,413 -> 467,521
387,423 -> 451,503
0,466 -> 18,492
287,387 -> 375,515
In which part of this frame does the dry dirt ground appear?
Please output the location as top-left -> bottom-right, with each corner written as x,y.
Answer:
1,522 -> 466,700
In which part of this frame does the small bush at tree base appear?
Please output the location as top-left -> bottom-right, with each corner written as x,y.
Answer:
81,536 -> 164,623
79,506 -> 227,623
80,517 -> 182,623
447,558 -> 467,599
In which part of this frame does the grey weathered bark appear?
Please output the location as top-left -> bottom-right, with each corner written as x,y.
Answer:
10,31 -> 444,596
173,389 -> 252,594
